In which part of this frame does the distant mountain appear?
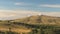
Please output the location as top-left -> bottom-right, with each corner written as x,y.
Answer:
13,15 -> 60,25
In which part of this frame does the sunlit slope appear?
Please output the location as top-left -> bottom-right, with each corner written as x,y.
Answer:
14,15 -> 60,25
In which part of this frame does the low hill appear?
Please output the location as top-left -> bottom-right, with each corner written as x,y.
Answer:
13,15 -> 60,25
0,15 -> 60,34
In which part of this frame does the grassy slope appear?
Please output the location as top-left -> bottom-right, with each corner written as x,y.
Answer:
0,15 -> 60,34
14,15 -> 60,25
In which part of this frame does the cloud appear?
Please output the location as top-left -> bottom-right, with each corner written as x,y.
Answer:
15,2 -> 24,5
41,12 -> 60,17
14,2 -> 31,6
0,9 -> 60,20
0,10 -> 41,20
40,4 -> 60,8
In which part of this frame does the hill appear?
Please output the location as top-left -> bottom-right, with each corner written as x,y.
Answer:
0,15 -> 60,34
13,15 -> 60,25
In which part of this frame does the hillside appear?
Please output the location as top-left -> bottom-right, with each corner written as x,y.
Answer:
13,15 -> 60,25
0,15 -> 60,34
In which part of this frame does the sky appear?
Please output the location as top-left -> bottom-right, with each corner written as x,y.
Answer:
0,0 -> 60,20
